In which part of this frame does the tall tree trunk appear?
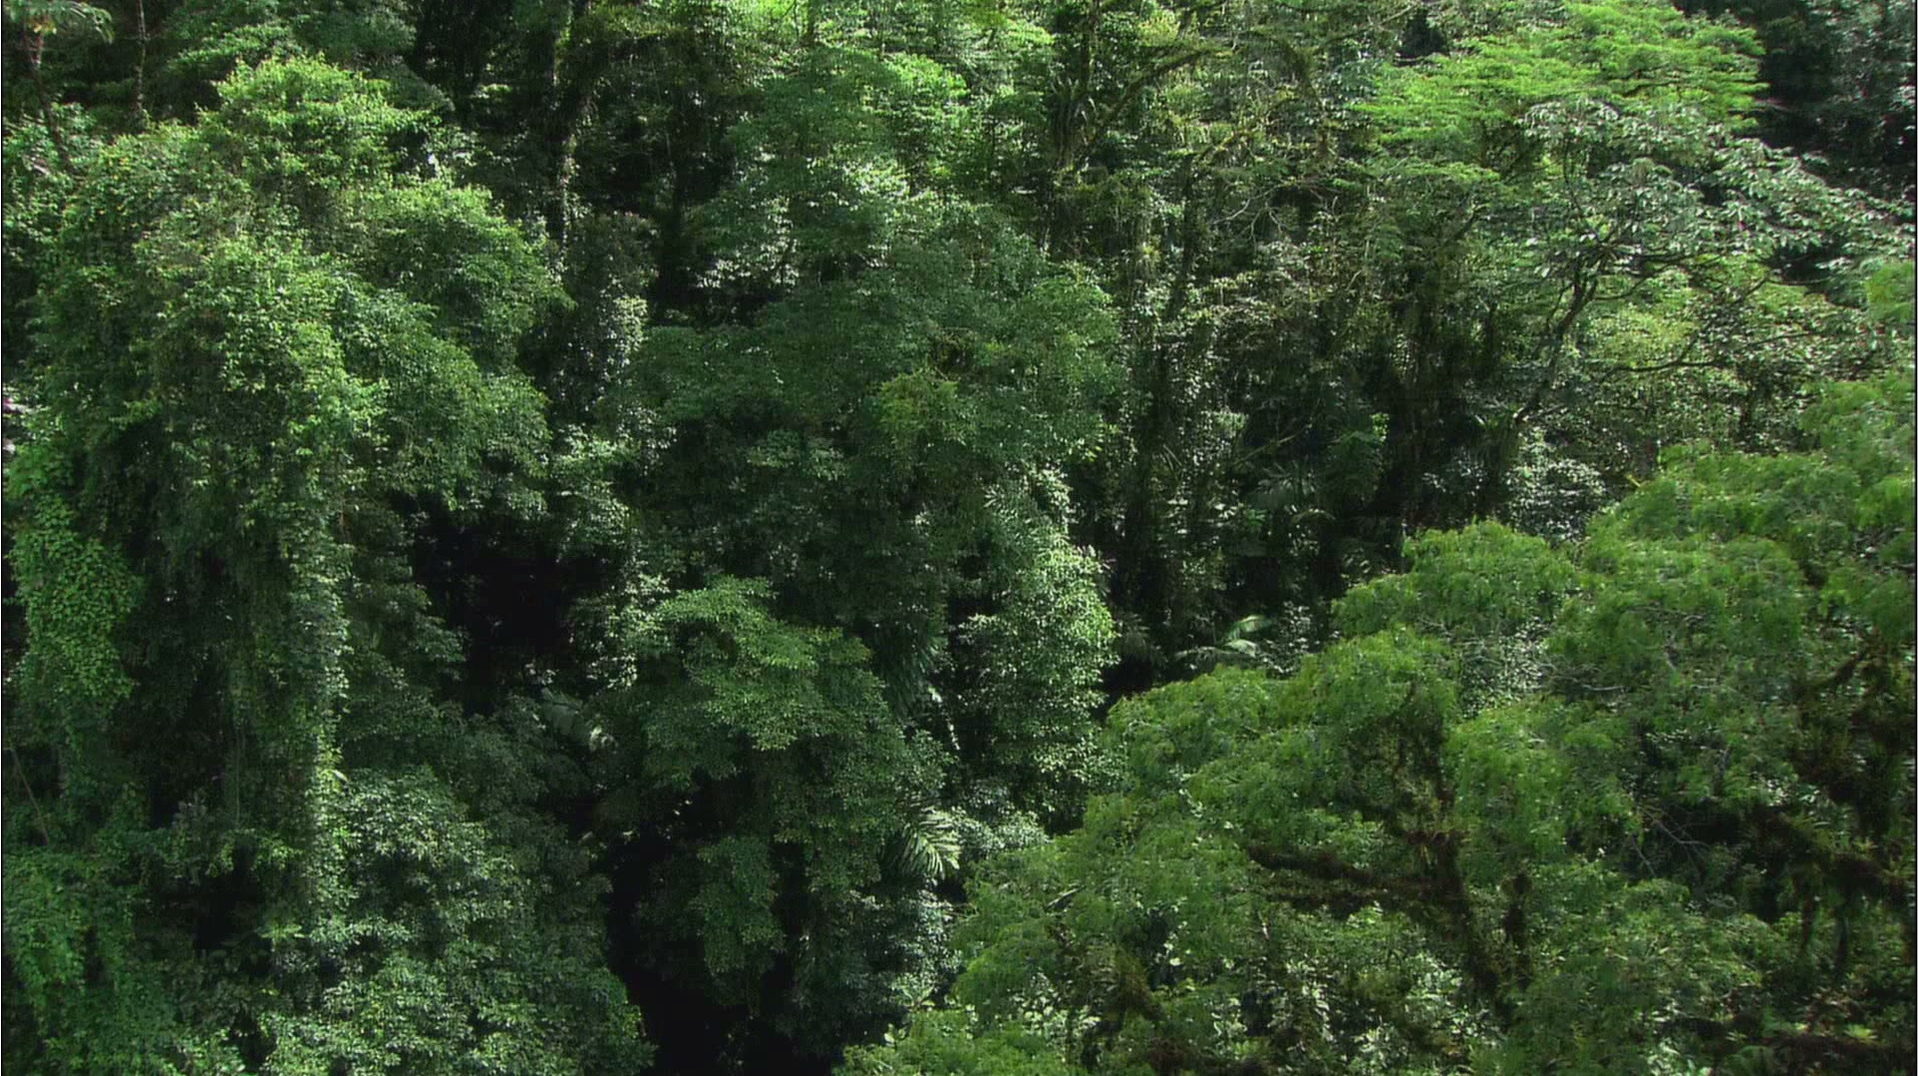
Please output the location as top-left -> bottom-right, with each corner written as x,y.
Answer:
23,32 -> 74,171
1117,175 -> 1201,646
132,0 -> 147,127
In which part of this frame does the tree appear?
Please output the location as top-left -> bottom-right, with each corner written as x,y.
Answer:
3,59 -> 648,1074
852,367 -> 1914,1075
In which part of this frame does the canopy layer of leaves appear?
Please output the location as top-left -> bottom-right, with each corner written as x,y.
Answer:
852,369 -> 1914,1075
2,0 -> 1910,1072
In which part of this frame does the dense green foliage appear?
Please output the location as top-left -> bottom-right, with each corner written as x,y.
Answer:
848,370 -> 1914,1075
1,0 -> 1910,1073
